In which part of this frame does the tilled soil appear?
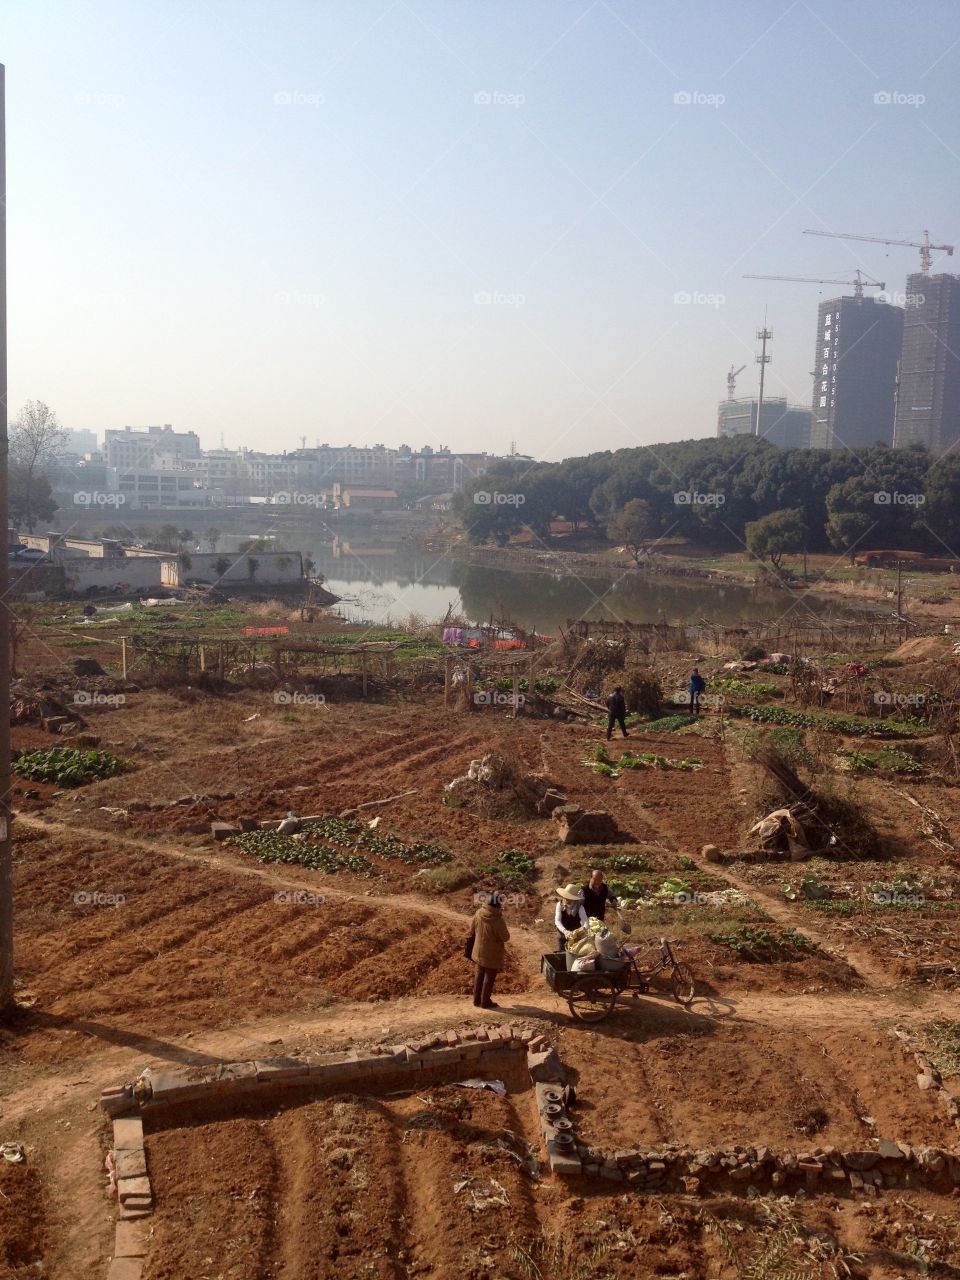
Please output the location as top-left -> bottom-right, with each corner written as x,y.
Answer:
556,1016 -> 956,1150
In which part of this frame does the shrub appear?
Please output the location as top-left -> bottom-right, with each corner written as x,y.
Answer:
621,665 -> 663,717
741,644 -> 766,661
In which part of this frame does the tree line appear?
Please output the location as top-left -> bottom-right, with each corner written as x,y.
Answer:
455,436 -> 960,564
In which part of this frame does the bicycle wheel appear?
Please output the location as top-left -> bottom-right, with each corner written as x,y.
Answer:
671,963 -> 696,1004
568,975 -> 617,1023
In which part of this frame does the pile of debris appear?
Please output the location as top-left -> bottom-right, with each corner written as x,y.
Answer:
444,752 -> 567,819
10,690 -> 86,735
742,749 -> 880,860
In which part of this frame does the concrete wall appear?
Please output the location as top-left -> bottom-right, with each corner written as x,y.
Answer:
60,557 -> 167,594
162,551 -> 304,587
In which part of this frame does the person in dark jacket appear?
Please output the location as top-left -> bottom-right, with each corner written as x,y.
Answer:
582,869 -> 619,922
688,668 -> 706,714
606,685 -> 628,740
469,891 -> 510,1009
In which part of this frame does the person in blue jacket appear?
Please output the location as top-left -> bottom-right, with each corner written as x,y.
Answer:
688,668 -> 706,714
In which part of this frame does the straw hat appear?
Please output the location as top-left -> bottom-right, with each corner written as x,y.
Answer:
556,883 -> 584,903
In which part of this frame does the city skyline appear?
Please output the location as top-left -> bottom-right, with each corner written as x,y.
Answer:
3,0 -> 960,460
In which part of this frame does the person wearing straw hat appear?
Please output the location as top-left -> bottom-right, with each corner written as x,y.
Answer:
555,884 -> 588,952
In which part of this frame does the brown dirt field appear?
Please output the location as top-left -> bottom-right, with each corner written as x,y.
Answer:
143,1088 -> 544,1280
5,827 -> 531,1073
6,652 -> 960,1277
556,1015 -> 955,1150
0,1161 -> 47,1275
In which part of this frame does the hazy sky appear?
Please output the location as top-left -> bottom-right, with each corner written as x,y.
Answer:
3,0 -> 959,460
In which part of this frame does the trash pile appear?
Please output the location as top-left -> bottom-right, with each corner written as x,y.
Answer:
443,752 -> 566,818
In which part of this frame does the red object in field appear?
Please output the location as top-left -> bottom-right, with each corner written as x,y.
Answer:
242,626 -> 290,635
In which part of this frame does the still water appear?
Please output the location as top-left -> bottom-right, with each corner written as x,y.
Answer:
223,534 -> 864,632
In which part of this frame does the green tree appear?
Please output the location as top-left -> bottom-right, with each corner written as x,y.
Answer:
745,508 -> 806,570
607,498 -> 658,565
204,526 -> 222,551
8,466 -> 57,531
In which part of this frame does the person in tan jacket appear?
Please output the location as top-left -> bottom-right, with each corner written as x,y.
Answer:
470,892 -> 510,1009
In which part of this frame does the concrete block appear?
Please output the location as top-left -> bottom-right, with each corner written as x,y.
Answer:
118,1176 -> 152,1205
143,1069 -> 216,1103
119,1207 -> 153,1221
528,1048 -> 565,1083
408,1045 -> 465,1068
114,1219 -> 150,1258
115,1148 -> 147,1180
254,1059 -> 310,1083
215,1061 -> 259,1089
113,1117 -> 144,1151
210,822 -> 241,840
548,1148 -> 582,1177
107,1261 -> 143,1280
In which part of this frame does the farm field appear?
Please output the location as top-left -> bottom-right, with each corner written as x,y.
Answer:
3,608 -> 960,1278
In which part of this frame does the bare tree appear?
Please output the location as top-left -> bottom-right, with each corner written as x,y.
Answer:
10,401 -> 66,532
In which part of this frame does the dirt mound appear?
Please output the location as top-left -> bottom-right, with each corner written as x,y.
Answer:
892,635 -> 953,661
443,751 -> 564,820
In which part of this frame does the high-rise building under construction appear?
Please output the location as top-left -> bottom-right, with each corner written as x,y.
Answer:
810,296 -> 903,449
893,272 -> 960,451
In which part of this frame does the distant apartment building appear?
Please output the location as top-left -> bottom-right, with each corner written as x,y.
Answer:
716,397 -> 812,448
893,273 -> 960,452
809,296 -> 903,450
62,428 -> 98,457
104,424 -> 202,469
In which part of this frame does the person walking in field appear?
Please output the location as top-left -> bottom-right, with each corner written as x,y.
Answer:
469,891 -> 510,1009
688,668 -> 706,715
606,685 -> 628,740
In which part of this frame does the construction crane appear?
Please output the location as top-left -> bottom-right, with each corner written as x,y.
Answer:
802,229 -> 954,276
742,269 -> 885,299
727,364 -> 746,398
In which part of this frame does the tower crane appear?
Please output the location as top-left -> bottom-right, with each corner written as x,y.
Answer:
727,364 -> 747,398
802,229 -> 954,276
742,269 -> 885,299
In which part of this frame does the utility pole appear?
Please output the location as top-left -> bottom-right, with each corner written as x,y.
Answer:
755,310 -> 772,436
896,558 -> 905,643
0,64 -> 12,1013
